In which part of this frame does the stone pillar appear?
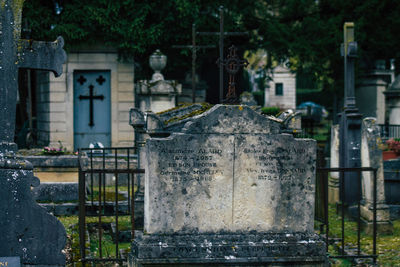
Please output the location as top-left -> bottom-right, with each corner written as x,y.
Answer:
360,117 -> 393,234
329,124 -> 340,203
129,108 -> 147,228
356,69 -> 392,124
384,74 -> 400,125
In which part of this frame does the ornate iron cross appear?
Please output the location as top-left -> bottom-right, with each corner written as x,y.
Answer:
79,84 -> 105,127
217,45 -> 248,103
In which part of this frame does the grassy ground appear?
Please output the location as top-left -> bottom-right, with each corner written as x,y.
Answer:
59,204 -> 400,266
59,215 -> 132,266
318,204 -> 400,266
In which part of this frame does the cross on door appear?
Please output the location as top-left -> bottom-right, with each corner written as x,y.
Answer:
79,84 -> 104,127
96,75 -> 106,85
77,75 -> 87,85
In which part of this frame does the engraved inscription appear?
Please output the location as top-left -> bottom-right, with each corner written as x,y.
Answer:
157,145 -> 225,183
240,141 -> 311,190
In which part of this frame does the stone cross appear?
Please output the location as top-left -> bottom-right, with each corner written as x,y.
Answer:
338,22 -> 362,204
0,1 -> 67,265
0,1 -> 66,149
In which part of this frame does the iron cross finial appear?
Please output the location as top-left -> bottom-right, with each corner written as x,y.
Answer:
217,45 -> 248,104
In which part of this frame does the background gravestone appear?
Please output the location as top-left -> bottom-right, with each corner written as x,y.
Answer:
360,117 -> 393,234
0,1 -> 67,265
130,105 -> 327,267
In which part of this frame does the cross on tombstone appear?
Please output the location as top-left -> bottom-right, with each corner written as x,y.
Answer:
217,45 -> 248,103
197,6 -> 248,103
172,24 -> 215,103
79,84 -> 105,127
0,1 -> 67,265
0,2 -> 66,147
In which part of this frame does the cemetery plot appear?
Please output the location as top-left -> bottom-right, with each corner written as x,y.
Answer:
133,105 -> 326,266
77,147 -> 144,265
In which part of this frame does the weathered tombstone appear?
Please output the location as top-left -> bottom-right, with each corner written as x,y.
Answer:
360,118 -> 393,234
129,104 -> 211,229
329,124 -> 340,203
129,105 -> 327,267
0,0 -> 67,265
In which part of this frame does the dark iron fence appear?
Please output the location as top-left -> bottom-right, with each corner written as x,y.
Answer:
378,124 -> 400,139
315,167 -> 378,264
78,147 -> 144,266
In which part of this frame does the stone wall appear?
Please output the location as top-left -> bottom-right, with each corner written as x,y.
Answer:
35,52 -> 135,150
36,70 -> 51,146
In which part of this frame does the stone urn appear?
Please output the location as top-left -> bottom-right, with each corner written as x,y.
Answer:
149,49 -> 167,82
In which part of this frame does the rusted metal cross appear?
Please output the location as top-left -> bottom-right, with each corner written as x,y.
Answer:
197,6 -> 248,103
217,45 -> 248,104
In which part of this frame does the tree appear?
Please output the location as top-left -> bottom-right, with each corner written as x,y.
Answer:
23,0 -> 255,80
23,0 -> 400,104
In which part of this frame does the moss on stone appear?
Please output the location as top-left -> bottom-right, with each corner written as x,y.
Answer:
163,102 -> 213,125
156,102 -> 194,115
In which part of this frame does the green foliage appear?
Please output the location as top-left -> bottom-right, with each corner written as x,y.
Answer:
22,0 -> 400,94
22,0 -> 256,79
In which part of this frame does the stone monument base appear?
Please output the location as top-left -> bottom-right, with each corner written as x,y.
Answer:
360,204 -> 393,235
129,232 -> 328,267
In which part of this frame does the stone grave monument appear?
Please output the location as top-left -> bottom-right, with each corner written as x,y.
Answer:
135,50 -> 182,113
129,105 -> 327,266
0,1 -> 66,265
360,118 -> 393,234
329,124 -> 340,203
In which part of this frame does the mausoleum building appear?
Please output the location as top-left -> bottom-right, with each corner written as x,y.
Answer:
265,64 -> 296,109
35,49 -> 135,150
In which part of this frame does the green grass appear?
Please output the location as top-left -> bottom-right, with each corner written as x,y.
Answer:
59,215 -> 132,266
89,185 -> 138,202
317,204 -> 400,266
59,204 -> 400,266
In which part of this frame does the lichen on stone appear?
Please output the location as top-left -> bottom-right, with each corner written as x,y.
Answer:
163,102 -> 213,125
156,103 -> 194,115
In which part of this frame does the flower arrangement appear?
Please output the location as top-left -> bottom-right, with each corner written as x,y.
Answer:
42,141 -> 67,155
386,138 -> 400,154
